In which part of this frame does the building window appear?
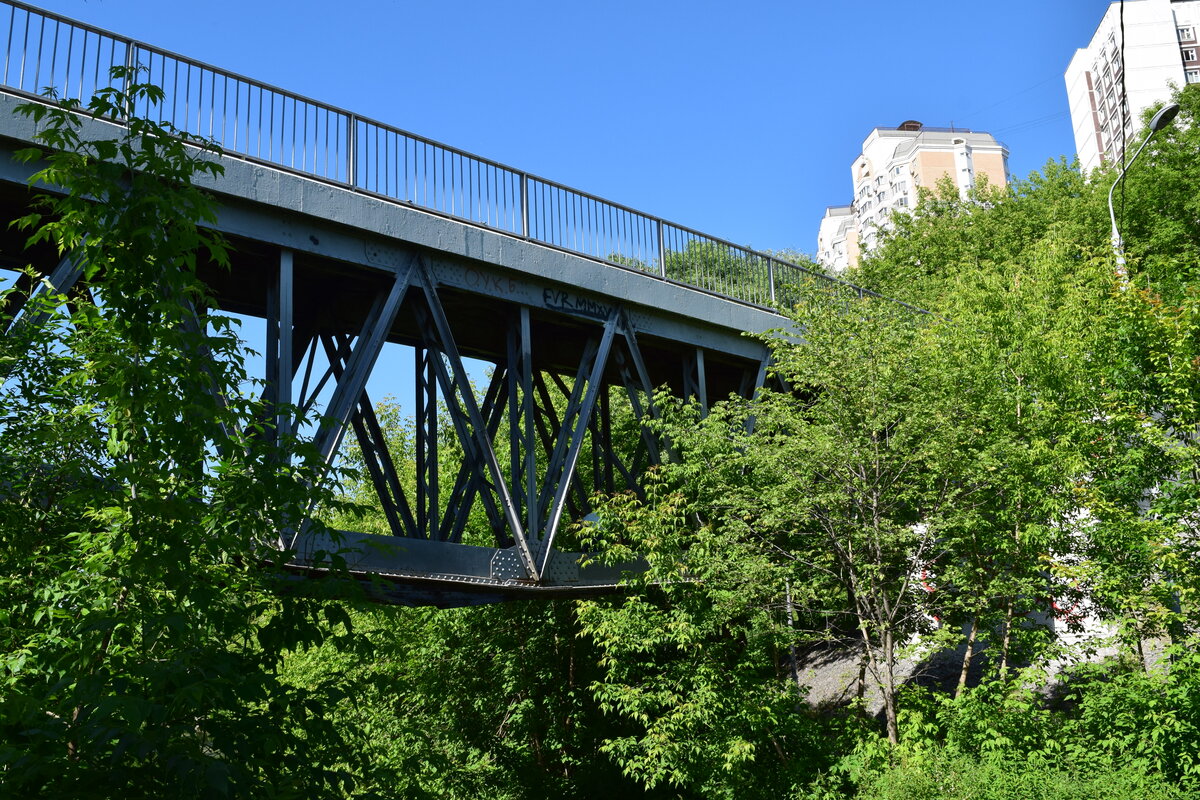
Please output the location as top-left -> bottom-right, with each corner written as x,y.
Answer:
1184,48 -> 1198,62
1180,26 -> 1195,42
1189,69 -> 1200,83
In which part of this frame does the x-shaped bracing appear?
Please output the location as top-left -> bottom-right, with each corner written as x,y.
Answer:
272,254 -> 660,582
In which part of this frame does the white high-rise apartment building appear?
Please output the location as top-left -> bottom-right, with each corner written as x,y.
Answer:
816,205 -> 856,271
815,121 -> 1009,273
1066,0 -> 1200,173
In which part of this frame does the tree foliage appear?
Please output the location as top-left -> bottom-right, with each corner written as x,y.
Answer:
8,72 -> 1200,800
0,70 -> 357,798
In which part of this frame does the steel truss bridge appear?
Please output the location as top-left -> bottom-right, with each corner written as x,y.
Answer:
0,2 -> 896,606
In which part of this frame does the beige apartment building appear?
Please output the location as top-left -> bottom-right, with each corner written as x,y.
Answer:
816,121 -> 1009,272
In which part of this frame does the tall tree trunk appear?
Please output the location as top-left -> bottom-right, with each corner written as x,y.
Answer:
999,598 -> 1014,678
956,615 -> 978,698
857,618 -> 883,719
784,580 -> 805,696
881,628 -> 899,746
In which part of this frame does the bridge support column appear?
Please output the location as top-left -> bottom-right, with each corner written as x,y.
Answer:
682,347 -> 709,416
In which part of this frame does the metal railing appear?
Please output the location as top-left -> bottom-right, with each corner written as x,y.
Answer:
0,0 -> 911,313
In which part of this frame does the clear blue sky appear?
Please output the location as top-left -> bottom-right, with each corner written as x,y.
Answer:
29,0 -> 1111,257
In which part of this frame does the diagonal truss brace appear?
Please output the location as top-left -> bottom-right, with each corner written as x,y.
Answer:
320,330 -> 419,540
437,364 -> 510,544
1,252 -> 85,337
409,257 -> 538,578
311,265 -> 412,469
276,260 -> 671,588
613,308 -> 662,471
535,310 -> 619,579
287,263 -> 412,550
682,347 -> 709,417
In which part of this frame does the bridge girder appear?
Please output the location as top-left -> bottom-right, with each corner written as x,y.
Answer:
0,210 -> 770,606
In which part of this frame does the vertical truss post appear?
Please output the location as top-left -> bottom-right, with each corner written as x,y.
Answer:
521,308 -> 536,537
415,344 -> 439,537
589,398 -> 601,497
506,320 -> 522,528
276,249 -> 294,443
743,353 -> 771,434
264,250 -> 296,452
264,263 -> 280,447
599,387 -> 614,494
262,251 -> 294,547
505,306 -> 537,536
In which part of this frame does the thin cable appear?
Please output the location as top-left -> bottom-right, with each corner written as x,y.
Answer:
991,110 -> 1070,135
955,75 -> 1059,123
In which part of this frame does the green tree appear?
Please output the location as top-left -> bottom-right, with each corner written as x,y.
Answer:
577,294 -> 985,770
0,71 -> 356,797
754,297 -> 987,745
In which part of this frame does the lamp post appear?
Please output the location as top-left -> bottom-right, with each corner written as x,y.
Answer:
1107,102 -> 1180,278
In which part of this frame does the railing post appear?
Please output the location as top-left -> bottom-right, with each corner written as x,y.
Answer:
346,113 -> 357,186
520,172 -> 529,238
657,219 -> 667,277
768,258 -> 776,303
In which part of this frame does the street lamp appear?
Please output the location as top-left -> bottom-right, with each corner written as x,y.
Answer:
1108,102 -> 1180,277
